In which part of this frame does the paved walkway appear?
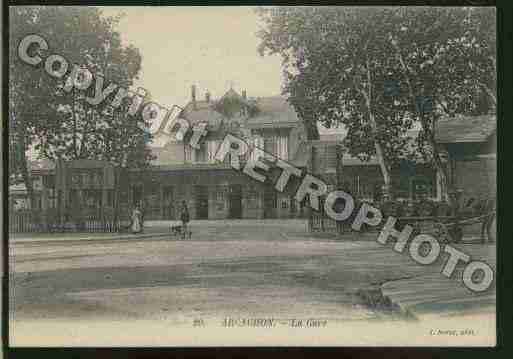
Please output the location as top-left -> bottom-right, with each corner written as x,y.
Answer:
9,220 -> 496,321
10,231 -> 171,243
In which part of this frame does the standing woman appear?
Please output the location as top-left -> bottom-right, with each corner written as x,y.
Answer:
180,200 -> 190,239
131,205 -> 143,234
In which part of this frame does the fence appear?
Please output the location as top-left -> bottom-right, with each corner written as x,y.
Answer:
308,212 -> 338,233
308,211 -> 380,234
9,208 -> 125,233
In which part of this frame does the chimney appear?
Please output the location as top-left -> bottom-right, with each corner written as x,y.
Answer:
205,90 -> 211,103
191,84 -> 197,109
242,90 -> 247,100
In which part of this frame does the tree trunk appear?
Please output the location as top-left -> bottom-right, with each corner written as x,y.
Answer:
428,119 -> 452,203
360,60 -> 393,200
373,141 -> 392,200
433,151 -> 450,202
13,105 -> 37,210
19,136 -> 36,210
480,83 -> 497,109
304,118 -> 320,140
393,44 -> 451,203
72,89 -> 79,158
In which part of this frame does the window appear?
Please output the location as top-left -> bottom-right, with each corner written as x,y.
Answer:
251,136 -> 265,162
262,134 -> 288,160
208,140 -> 220,163
163,186 -> 174,219
264,187 -> 277,209
215,186 -> 226,211
411,176 -> 436,200
276,135 -> 288,160
185,146 -> 193,162
290,197 -> 297,214
247,186 -> 258,200
163,186 -> 174,203
264,136 -> 275,154
106,190 -> 114,207
216,187 -> 225,201
281,198 -> 289,209
355,176 -> 379,201
393,171 -> 437,200
192,140 -> 220,163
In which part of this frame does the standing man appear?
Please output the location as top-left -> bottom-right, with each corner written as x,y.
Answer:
180,200 -> 190,239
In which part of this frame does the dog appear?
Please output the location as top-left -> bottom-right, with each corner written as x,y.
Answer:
170,224 -> 182,235
170,224 -> 192,239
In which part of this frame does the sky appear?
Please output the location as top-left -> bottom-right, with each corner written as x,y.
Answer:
100,6 -> 283,109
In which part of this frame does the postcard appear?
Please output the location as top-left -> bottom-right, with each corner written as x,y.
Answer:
7,5 -> 496,347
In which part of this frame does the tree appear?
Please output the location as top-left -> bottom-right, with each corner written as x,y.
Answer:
257,7 -> 413,197
9,6 -> 62,208
257,7 -> 496,201
9,6 -> 147,209
387,7 -> 496,201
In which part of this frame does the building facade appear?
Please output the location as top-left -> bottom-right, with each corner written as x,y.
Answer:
293,114 -> 496,204
126,86 -> 309,220
436,114 -> 496,200
12,85 -> 496,222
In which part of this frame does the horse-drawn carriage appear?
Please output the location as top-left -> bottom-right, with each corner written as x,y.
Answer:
379,194 -> 496,243
309,192 -> 496,244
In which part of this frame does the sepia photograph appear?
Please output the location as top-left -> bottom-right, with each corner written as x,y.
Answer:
6,5 -> 497,347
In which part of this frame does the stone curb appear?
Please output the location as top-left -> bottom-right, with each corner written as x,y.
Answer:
10,232 -> 174,244
379,275 -> 496,319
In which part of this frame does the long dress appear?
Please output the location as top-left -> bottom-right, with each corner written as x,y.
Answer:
131,209 -> 142,233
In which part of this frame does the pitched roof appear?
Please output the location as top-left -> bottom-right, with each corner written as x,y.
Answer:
29,159 -> 55,171
319,133 -> 345,142
144,163 -> 232,171
435,114 -> 496,143
245,96 -> 300,129
175,90 -> 301,130
180,100 -> 223,125
290,140 -> 379,169
220,88 -> 245,102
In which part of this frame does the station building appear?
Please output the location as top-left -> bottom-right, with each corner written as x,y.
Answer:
11,86 -> 496,221
119,86 -> 309,220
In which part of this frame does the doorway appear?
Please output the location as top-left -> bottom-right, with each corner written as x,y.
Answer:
195,185 -> 209,219
229,185 -> 242,219
263,186 -> 277,218
163,186 -> 175,220
132,184 -> 143,208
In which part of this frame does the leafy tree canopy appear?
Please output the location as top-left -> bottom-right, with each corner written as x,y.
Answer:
257,6 -> 495,166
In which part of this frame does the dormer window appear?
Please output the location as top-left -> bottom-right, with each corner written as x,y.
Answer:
189,140 -> 222,163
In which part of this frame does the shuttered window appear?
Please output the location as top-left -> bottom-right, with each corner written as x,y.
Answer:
185,146 -> 193,162
207,140 -> 220,163
251,136 -> 265,162
261,134 -> 288,160
277,135 -> 288,160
